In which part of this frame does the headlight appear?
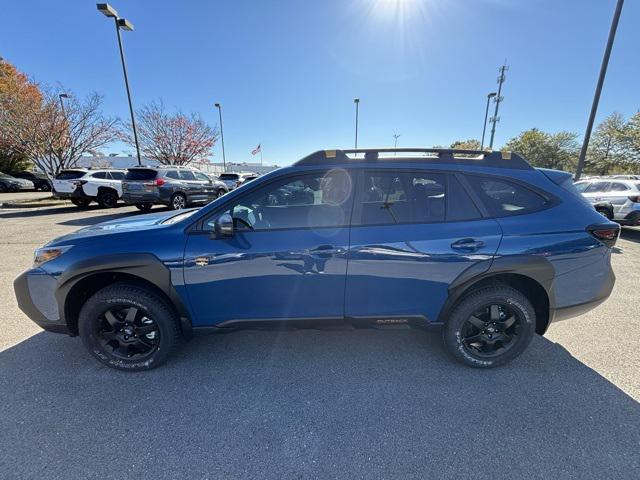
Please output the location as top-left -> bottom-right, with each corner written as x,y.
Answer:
34,246 -> 72,267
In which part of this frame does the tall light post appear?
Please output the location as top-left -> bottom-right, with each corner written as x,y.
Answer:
214,103 -> 227,172
97,3 -> 142,166
575,0 -> 624,180
481,92 -> 497,150
58,93 -> 71,115
354,98 -> 360,149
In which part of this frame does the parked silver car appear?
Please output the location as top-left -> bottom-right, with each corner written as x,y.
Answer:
575,178 -> 640,225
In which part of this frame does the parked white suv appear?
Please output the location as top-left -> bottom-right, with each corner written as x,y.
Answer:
52,168 -> 126,208
575,178 -> 640,225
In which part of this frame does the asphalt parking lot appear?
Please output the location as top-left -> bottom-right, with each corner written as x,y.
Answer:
1,202 -> 639,479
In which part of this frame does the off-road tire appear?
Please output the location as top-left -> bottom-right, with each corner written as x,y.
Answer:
78,283 -> 182,371
443,285 -> 536,368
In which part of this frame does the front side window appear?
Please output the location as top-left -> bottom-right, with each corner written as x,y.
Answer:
179,170 -> 196,181
583,181 -> 610,193
466,175 -> 549,216
355,171 -> 446,225
165,170 -> 180,180
609,182 -> 629,192
195,172 -> 210,182
205,170 -> 353,231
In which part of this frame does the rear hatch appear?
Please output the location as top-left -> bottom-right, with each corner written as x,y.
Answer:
53,170 -> 87,193
122,168 -> 159,194
218,173 -> 240,188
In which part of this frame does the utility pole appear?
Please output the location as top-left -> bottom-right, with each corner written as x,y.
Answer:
214,103 -> 227,172
574,0 -> 624,180
481,92 -> 497,150
488,63 -> 508,149
354,98 -> 360,149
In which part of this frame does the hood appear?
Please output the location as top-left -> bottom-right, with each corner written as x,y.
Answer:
47,208 -> 198,246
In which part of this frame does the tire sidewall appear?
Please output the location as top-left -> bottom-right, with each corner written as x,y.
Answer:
79,289 -> 178,371
443,287 -> 536,368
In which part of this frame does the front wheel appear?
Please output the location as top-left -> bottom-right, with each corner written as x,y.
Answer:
78,283 -> 182,371
443,285 -> 536,368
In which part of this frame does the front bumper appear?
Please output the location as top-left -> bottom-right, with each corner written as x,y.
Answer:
13,269 -> 71,335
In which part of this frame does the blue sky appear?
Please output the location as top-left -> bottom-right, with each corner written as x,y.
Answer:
2,0 -> 638,165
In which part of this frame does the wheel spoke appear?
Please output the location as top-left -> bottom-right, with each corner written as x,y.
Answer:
467,315 -> 486,329
463,333 -> 484,344
125,307 -> 138,323
490,305 -> 500,322
501,315 -> 516,329
104,310 -> 120,328
136,324 -> 157,335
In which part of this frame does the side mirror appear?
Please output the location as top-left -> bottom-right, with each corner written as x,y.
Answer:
214,213 -> 234,238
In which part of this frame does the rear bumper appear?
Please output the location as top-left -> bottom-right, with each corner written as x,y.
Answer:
550,262 -> 615,323
122,191 -> 164,205
13,269 -> 71,335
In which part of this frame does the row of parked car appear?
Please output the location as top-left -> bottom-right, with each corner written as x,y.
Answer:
575,175 -> 640,226
50,166 -> 259,210
0,171 -> 52,192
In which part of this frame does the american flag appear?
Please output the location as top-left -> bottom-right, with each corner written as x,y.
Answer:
251,144 -> 261,155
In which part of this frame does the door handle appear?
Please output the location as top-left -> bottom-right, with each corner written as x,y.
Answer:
451,238 -> 485,251
308,245 -> 342,256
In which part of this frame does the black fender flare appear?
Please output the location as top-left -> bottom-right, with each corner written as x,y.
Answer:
55,253 -> 193,337
436,255 -> 556,324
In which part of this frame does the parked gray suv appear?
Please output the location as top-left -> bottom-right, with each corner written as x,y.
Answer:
122,166 -> 228,211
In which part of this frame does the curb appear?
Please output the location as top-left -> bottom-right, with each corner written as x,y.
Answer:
0,199 -> 68,209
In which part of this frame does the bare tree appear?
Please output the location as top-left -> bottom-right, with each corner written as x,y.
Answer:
123,100 -> 218,165
1,86 -> 118,179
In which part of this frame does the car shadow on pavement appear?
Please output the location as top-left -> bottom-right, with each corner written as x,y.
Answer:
0,329 -> 638,479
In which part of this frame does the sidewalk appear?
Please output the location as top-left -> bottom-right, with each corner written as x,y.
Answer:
0,191 -> 67,208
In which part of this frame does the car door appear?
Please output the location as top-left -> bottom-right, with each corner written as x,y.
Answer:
108,171 -> 125,197
606,182 -> 632,215
581,181 -> 611,204
183,169 -> 354,326
344,169 -> 502,324
195,172 -> 217,201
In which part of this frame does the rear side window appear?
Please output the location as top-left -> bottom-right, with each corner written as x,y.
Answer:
355,171 -> 446,225
609,182 -> 629,192
466,176 -> 549,217
448,176 -> 482,221
91,172 -> 108,179
219,173 -> 239,180
583,181 -> 610,193
55,170 -> 86,180
110,171 -> 125,180
125,169 -> 157,181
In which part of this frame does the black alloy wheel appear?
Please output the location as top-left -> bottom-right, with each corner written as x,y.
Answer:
97,190 -> 118,208
443,285 -> 536,368
94,306 -> 160,360
460,303 -> 521,358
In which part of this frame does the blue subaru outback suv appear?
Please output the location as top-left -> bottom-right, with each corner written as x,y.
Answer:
14,148 -> 619,371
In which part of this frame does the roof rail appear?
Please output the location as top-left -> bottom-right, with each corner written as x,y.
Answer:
294,148 -> 532,170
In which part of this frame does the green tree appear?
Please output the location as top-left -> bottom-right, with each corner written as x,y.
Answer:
450,139 -> 481,150
586,112 -> 628,175
504,128 -> 578,170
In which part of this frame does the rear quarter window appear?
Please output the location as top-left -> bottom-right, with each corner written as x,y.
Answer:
466,175 -> 550,217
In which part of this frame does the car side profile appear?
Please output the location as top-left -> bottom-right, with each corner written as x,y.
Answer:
52,168 -> 126,208
10,171 -> 51,191
0,172 -> 34,192
14,148 -> 619,371
121,166 -> 227,211
574,178 -> 640,225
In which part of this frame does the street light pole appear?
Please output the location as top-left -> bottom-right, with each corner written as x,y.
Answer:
354,98 -> 360,149
97,4 -> 142,166
58,93 -> 70,116
481,92 -> 497,150
574,0 -> 624,180
215,103 -> 227,172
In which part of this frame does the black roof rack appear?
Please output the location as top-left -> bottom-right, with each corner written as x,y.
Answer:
294,148 -> 532,170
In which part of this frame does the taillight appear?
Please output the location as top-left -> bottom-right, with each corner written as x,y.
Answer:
154,178 -> 165,186
588,224 -> 620,248
628,195 -> 640,203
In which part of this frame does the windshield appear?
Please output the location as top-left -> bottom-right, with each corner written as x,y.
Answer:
219,174 -> 239,180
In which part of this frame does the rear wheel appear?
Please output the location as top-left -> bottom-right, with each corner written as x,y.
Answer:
97,189 -> 118,208
595,206 -> 613,220
216,189 -> 226,198
170,192 -> 187,210
443,285 -> 536,368
78,283 -> 182,371
71,198 -> 90,208
135,203 -> 152,212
